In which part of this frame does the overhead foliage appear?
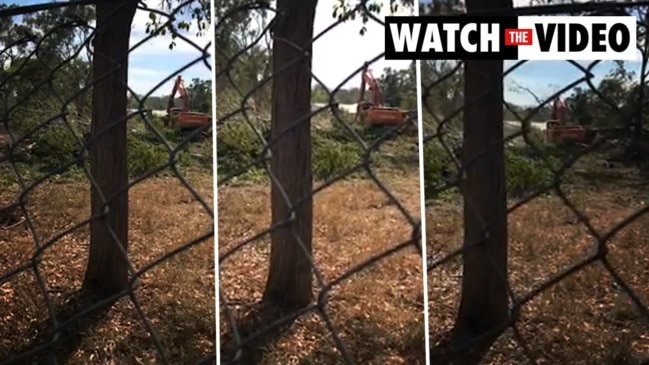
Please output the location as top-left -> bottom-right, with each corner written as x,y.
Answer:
145,0 -> 212,50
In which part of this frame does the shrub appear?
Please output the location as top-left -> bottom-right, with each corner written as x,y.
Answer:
30,126 -> 80,167
216,122 -> 264,177
128,135 -> 170,178
505,150 -> 558,197
322,111 -> 360,142
423,140 -> 452,199
422,139 -> 560,200
312,135 -> 361,180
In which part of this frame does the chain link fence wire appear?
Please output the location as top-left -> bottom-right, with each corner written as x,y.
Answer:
421,1 -> 649,364
215,1 -> 425,364
0,0 -> 215,364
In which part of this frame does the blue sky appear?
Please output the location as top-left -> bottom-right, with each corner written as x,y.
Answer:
416,0 -> 643,105
505,59 -> 641,106
9,0 -> 212,97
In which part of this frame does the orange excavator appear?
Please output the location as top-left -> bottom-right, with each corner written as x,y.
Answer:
356,62 -> 409,128
545,97 -> 586,143
165,75 -> 211,136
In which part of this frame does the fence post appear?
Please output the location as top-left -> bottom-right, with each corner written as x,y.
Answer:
262,0 -> 318,312
451,0 -> 512,358
83,1 -> 137,296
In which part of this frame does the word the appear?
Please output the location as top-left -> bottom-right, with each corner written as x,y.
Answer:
384,15 -> 637,61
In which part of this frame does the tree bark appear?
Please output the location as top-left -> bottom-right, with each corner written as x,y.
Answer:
83,0 -> 137,296
262,0 -> 318,312
451,0 -> 512,359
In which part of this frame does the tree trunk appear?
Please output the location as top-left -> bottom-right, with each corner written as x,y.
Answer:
635,14 -> 648,141
262,0 -> 318,312
634,57 -> 646,140
451,0 -> 511,359
83,1 -> 137,296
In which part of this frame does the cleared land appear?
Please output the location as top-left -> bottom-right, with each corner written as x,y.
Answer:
426,148 -> 649,365
0,175 -> 215,364
217,108 -> 426,364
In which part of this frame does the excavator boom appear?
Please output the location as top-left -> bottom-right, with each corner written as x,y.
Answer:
167,75 -> 190,113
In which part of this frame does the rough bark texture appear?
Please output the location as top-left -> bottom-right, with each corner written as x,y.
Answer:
262,0 -> 318,312
451,0 -> 512,358
83,1 -> 137,296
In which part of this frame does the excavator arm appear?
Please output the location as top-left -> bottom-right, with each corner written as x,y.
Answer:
358,63 -> 383,107
167,75 -> 190,113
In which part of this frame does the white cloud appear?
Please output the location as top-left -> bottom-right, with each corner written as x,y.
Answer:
126,0 -> 212,96
130,67 -> 162,77
129,0 -> 211,56
311,0 -> 414,89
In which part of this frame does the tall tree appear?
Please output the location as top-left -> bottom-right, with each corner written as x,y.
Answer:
442,0 -> 512,363
380,67 -> 403,107
261,0 -> 414,313
83,0 -> 138,296
84,0 -> 209,296
0,4 -> 94,132
262,0 -> 318,311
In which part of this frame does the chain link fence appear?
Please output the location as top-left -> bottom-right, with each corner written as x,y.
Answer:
215,1 -> 425,364
0,1 -> 215,364
421,1 -> 649,364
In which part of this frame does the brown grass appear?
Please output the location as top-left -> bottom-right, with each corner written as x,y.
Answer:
426,170 -> 649,364
218,173 -> 426,365
0,174 -> 215,364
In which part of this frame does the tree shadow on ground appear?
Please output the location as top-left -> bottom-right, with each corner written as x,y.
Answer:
4,288 -> 116,364
429,330 -> 498,365
219,302 -> 297,365
299,316 -> 426,364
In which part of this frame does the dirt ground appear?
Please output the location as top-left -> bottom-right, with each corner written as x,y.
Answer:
218,173 -> 426,364
426,155 -> 649,365
0,175 -> 215,364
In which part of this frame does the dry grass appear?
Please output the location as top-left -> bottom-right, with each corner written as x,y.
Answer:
426,163 -> 649,365
0,174 -> 215,364
218,173 -> 426,364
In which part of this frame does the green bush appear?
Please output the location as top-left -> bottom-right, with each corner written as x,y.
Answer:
216,122 -> 263,177
423,140 -> 451,198
30,125 -> 81,169
505,150 -> 558,197
128,136 -> 170,178
422,138 -> 560,199
322,111 -> 360,142
312,136 -> 360,180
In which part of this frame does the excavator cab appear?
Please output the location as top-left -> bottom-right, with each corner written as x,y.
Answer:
355,63 -> 409,128
545,120 -> 586,143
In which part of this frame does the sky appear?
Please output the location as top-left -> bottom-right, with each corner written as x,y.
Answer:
417,0 -> 644,106
9,0 -> 212,97
310,0 -> 415,90
6,0 -> 644,106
